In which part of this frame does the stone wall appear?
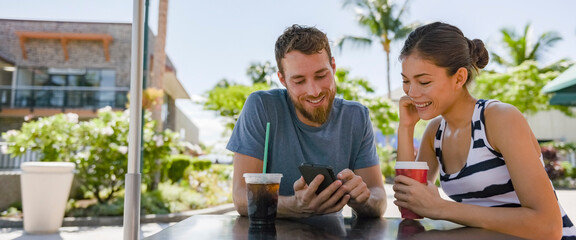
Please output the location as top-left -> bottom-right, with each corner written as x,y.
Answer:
0,171 -> 21,210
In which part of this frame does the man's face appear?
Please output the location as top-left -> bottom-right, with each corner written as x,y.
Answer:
278,50 -> 336,127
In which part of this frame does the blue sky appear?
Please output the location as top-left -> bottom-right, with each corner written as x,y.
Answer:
2,0 -> 576,148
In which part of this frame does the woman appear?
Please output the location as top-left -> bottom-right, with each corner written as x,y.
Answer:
393,22 -> 576,240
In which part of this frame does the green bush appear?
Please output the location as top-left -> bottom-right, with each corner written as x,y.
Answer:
153,182 -> 207,212
377,144 -> 396,182
560,162 -> 576,179
165,155 -> 192,183
3,107 -> 183,204
2,113 -> 81,162
63,164 -> 234,217
141,190 -> 171,215
191,159 -> 212,171
66,198 -> 124,217
186,166 -> 233,206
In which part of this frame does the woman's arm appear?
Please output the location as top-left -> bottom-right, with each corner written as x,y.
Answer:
396,103 -> 562,240
472,102 -> 562,239
414,117 -> 441,183
397,96 -> 425,162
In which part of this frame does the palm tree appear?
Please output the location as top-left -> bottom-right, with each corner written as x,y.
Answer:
491,23 -> 562,67
473,23 -> 573,117
335,0 -> 418,99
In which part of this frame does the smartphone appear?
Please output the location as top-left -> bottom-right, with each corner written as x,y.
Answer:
298,163 -> 338,194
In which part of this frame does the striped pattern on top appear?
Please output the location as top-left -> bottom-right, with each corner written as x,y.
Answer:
434,99 -> 576,239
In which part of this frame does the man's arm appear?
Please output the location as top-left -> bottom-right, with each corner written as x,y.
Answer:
341,165 -> 387,217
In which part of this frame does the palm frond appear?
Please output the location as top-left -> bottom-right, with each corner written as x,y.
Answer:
530,31 -> 563,60
540,59 -> 573,72
334,36 -> 373,52
490,52 -> 511,67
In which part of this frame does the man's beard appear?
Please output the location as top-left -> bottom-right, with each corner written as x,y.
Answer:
291,90 -> 335,125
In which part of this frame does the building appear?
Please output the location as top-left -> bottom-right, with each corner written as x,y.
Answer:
0,18 -> 202,210
0,18 -> 199,144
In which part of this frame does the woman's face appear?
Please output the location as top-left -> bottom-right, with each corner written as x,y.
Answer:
401,54 -> 463,120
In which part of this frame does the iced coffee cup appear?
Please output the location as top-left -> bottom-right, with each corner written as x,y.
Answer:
243,173 -> 283,225
395,161 -> 429,219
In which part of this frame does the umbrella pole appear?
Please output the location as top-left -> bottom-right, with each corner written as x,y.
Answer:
124,0 -> 145,239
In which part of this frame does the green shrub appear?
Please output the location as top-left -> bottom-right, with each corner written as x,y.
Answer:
2,113 -> 80,162
3,107 -> 183,204
155,182 -> 207,212
560,161 -> 575,179
163,154 -> 193,183
141,190 -> 170,215
66,197 -> 124,217
191,159 -> 212,171
377,144 -> 396,182
63,164 -> 234,217
1,202 -> 21,218
211,164 -> 234,181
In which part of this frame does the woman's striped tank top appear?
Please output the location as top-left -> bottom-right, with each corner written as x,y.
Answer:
434,99 -> 576,239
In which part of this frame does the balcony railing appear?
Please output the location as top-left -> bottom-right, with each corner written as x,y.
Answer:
0,86 -> 129,112
0,142 -> 39,170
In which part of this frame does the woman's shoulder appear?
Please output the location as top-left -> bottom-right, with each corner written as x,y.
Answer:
422,116 -> 444,139
483,100 -> 523,122
426,116 -> 443,129
483,100 -> 531,147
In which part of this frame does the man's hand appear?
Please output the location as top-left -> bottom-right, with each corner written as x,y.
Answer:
344,166 -> 387,217
337,169 -> 371,208
291,175 -> 350,216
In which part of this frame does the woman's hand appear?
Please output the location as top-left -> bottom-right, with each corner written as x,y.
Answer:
398,95 -> 421,128
392,175 -> 446,219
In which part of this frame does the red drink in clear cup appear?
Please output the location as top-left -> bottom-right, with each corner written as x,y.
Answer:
395,161 -> 429,219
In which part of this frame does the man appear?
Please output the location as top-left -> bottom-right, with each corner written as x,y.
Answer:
227,24 -> 386,218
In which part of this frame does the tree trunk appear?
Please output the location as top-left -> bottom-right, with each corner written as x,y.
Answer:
150,0 -> 169,190
151,0 -> 169,132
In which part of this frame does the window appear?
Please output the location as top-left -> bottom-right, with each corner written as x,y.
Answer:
0,59 -> 15,107
12,67 -> 125,109
0,59 -> 14,86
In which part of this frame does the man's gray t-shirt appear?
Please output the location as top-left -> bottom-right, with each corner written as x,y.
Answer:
226,88 -> 379,196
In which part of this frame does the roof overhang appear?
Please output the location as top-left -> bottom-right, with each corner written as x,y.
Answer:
548,92 -> 576,106
542,65 -> 576,106
542,65 -> 576,93
163,71 -> 190,99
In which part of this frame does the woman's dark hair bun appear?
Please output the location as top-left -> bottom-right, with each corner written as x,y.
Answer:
469,39 -> 489,69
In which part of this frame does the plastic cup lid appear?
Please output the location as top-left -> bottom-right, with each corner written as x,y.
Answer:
394,161 -> 429,170
243,173 -> 283,184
